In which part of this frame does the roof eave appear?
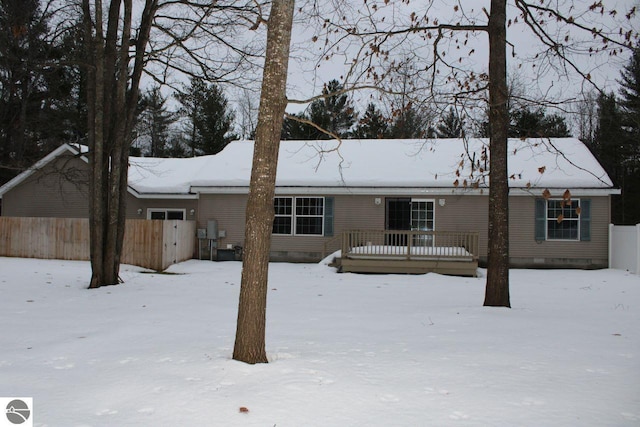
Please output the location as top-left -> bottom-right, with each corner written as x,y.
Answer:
127,186 -> 198,199
190,185 -> 620,196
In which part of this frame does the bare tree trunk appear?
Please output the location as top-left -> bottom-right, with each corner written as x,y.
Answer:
233,0 -> 295,364
85,0 -> 106,289
484,0 -> 510,307
85,0 -> 156,288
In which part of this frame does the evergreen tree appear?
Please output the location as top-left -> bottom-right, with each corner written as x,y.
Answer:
612,44 -> 640,224
435,107 -> 465,138
176,78 -> 237,156
541,113 -> 571,138
353,103 -> 390,139
135,86 -> 175,157
510,107 -> 568,138
480,106 -> 570,139
388,103 -> 433,139
281,79 -> 356,140
594,93 -> 627,181
307,79 -> 356,138
281,112 -> 316,140
164,135 -> 187,158
619,44 -> 640,139
0,0 -> 83,184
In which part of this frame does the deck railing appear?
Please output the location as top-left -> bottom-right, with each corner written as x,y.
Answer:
341,229 -> 479,261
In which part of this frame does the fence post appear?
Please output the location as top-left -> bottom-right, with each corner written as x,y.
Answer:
636,224 -> 640,275
608,223 -> 614,269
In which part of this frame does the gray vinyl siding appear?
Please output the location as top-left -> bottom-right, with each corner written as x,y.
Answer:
197,194 -> 247,247
272,194 -> 385,260
125,197 -> 198,220
432,194 -> 609,267
197,194 -> 387,261
2,156 -> 90,218
508,196 -> 610,268
341,195 -> 386,229
196,193 -> 610,266
436,195 -> 490,258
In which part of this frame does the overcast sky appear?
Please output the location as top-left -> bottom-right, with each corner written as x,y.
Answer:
283,0 -> 640,116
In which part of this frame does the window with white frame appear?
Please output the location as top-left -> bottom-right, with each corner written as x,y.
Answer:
273,197 -> 293,234
273,197 -> 324,235
147,209 -> 185,220
546,199 -> 580,240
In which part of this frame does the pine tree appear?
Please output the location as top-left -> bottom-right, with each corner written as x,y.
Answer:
176,78 -> 237,155
541,113 -> 571,138
307,79 -> 356,139
388,103 -> 433,139
353,103 -> 390,139
435,107 -> 465,138
613,44 -> 640,224
594,93 -> 626,181
136,86 -> 175,157
620,45 -> 640,134
509,107 -> 568,137
281,112 -> 316,140
0,0 -> 83,185
281,79 -> 356,140
495,107 -> 571,138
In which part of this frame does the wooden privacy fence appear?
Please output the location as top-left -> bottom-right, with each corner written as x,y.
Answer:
0,217 -> 196,271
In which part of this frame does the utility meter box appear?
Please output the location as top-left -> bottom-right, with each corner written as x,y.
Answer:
207,220 -> 218,240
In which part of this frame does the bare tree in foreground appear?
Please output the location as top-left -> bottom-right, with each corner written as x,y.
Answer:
484,0 -> 510,307
81,0 -> 258,288
83,0 -> 158,288
233,0 -> 295,364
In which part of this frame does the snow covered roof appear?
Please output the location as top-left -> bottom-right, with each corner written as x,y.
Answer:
128,138 -> 616,196
0,138 -> 617,199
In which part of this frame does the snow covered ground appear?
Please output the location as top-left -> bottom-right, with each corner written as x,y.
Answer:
0,257 -> 638,427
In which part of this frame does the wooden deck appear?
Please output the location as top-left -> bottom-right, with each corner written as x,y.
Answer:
336,230 -> 479,276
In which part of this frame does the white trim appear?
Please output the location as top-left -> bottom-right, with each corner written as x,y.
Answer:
545,198 -> 581,241
410,198 -> 436,232
272,196 -> 325,237
130,191 -> 198,200
191,186 -> 620,197
510,188 -> 620,197
294,196 -> 325,236
273,196 -> 293,235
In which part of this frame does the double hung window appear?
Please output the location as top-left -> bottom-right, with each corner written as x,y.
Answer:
535,198 -> 590,242
273,197 -> 325,235
546,199 -> 580,240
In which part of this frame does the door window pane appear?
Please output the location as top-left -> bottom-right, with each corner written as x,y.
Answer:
150,211 -> 166,220
167,211 -> 184,220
